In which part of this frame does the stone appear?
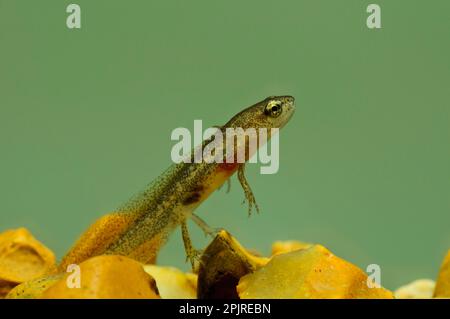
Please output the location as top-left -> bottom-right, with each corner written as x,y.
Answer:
42,255 -> 160,299
143,265 -> 197,299
434,250 -> 450,298
237,244 -> 393,299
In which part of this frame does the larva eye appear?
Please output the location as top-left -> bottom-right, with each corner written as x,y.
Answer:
265,101 -> 282,118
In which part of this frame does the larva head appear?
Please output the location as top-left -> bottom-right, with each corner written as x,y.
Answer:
225,96 -> 295,132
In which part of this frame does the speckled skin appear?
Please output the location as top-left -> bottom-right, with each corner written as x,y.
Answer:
58,96 -> 295,270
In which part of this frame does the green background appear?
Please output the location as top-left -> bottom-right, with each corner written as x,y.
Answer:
1,0 -> 449,290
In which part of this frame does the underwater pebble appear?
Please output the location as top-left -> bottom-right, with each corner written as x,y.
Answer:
197,230 -> 268,299
237,244 -> 394,299
271,240 -> 313,256
143,265 -> 197,299
434,250 -> 450,298
394,279 -> 435,299
41,255 -> 160,299
0,228 -> 56,297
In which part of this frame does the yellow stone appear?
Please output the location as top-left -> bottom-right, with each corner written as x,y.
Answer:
434,250 -> 450,298
395,279 -> 435,299
237,244 -> 394,299
271,240 -> 313,256
41,255 -> 160,299
143,265 -> 197,299
0,228 -> 56,285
